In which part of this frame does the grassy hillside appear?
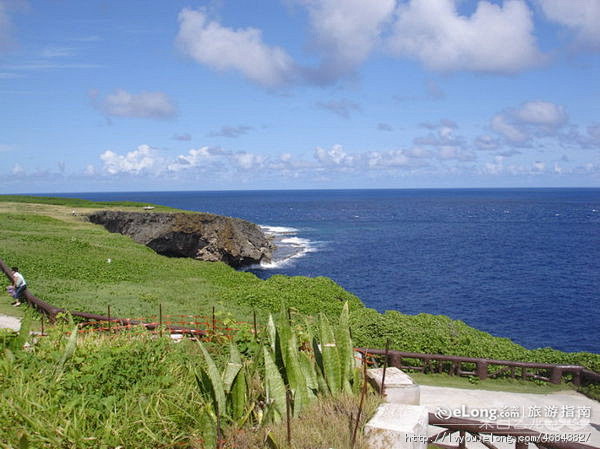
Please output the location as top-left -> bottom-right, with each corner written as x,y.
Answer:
1,195 -> 598,371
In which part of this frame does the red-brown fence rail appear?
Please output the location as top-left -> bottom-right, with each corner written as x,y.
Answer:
428,413 -> 598,449
357,348 -> 600,387
0,257 -> 207,337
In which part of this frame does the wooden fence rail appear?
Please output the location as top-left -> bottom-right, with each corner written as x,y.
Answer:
0,257 -> 206,337
358,348 -> 600,387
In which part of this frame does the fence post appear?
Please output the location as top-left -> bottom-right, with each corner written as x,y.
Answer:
389,353 -> 402,369
476,361 -> 488,380
381,339 -> 389,396
159,303 -> 163,337
550,367 -> 562,384
212,306 -> 216,335
253,310 -> 257,341
107,305 -> 111,333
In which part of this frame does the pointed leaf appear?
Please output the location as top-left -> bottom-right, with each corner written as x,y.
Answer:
197,341 -> 226,415
263,347 -> 286,423
229,368 -> 247,421
222,342 -> 243,393
319,313 -> 341,394
284,331 -> 309,416
337,302 -> 354,393
267,314 -> 277,354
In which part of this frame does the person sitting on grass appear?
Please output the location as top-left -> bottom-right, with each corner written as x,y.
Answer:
9,267 -> 27,306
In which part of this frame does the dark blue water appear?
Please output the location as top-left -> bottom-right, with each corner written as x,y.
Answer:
51,189 -> 600,353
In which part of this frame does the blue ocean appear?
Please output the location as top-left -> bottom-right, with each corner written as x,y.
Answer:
55,189 -> 600,353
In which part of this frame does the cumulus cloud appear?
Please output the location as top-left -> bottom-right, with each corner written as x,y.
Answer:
231,152 -> 266,170
314,144 -> 432,171
167,146 -> 228,172
316,99 -> 361,118
388,0 -> 543,73
208,125 -> 253,138
314,144 -> 356,167
538,0 -> 600,48
491,100 -> 568,144
176,8 -> 295,87
96,89 -> 177,119
513,100 -> 568,127
100,145 -> 159,175
298,0 -> 395,83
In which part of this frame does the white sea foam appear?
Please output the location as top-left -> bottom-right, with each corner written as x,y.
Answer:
251,224 -> 320,270
260,225 -> 298,234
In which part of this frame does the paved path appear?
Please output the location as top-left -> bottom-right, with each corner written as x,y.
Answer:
0,313 -> 21,331
420,385 -> 600,447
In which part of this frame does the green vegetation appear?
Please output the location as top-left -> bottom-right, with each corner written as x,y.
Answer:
1,195 -> 599,447
1,195 -> 598,371
0,307 -> 378,448
0,194 -> 179,211
409,373 -> 574,394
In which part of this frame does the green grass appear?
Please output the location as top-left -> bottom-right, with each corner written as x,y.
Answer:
410,372 -> 574,394
0,194 -> 179,211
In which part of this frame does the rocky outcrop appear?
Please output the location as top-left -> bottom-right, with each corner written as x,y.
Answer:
88,211 -> 274,268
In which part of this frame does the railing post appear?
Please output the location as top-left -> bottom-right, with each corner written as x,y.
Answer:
476,361 -> 488,380
389,353 -> 402,369
550,367 -> 562,384
458,430 -> 466,449
573,368 -> 582,387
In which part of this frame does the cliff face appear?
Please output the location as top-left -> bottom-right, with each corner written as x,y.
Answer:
88,211 -> 274,268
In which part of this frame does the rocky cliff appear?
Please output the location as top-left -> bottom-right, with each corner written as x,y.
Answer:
88,210 -> 274,268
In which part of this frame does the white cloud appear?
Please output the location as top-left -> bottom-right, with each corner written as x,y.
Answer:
176,8 -> 295,87
231,152 -> 266,170
97,89 -> 177,119
538,0 -> 600,48
314,144 -> 356,167
514,101 -> 567,126
491,100 -> 568,144
100,145 -> 159,175
436,146 -> 474,161
168,147 -> 227,172
491,114 -> 529,143
299,0 -> 395,83
388,0 -> 543,73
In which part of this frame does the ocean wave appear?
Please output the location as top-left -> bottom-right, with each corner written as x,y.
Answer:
253,224 -> 319,270
260,225 -> 298,234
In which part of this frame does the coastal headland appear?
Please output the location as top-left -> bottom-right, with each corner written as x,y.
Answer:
89,210 -> 274,268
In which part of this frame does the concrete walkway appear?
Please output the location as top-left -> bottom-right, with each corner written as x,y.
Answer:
0,313 -> 21,331
420,385 -> 600,447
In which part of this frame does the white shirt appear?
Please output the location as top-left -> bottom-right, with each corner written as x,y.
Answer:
13,272 -> 26,288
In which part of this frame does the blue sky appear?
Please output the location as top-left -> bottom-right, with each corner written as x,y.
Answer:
1,0 -> 599,192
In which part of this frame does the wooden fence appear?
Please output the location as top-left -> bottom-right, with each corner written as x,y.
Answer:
358,348 -> 600,387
